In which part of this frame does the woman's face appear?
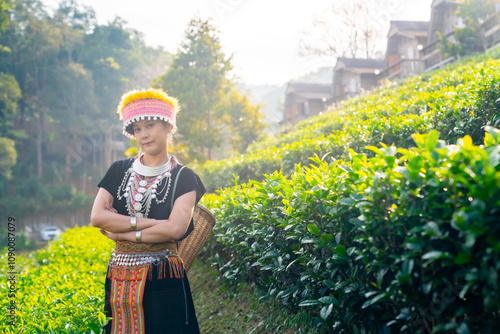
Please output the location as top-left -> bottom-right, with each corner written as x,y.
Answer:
132,119 -> 171,155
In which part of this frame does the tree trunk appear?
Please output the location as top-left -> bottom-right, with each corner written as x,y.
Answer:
19,97 -> 26,165
105,129 -> 112,168
37,99 -> 44,180
65,146 -> 72,182
207,110 -> 211,160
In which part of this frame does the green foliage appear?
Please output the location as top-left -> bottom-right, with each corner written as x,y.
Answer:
205,129 -> 500,332
0,137 -> 16,179
199,54 -> 500,192
153,17 -> 231,162
0,0 -> 172,217
219,83 -> 266,153
448,0 -> 493,56
457,0 -> 492,24
0,226 -> 113,333
438,31 -> 461,58
0,225 -> 36,251
191,260 -> 309,333
0,179 -> 94,219
0,72 -> 21,136
49,183 -> 75,201
0,0 -> 13,37
197,51 -> 500,332
0,225 -> 311,333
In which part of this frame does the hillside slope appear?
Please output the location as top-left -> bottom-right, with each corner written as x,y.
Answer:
200,50 -> 500,333
199,51 -> 500,193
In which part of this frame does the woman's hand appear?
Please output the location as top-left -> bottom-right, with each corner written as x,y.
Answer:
99,204 -> 121,241
99,228 -> 120,241
91,188 -> 162,233
105,203 -> 117,213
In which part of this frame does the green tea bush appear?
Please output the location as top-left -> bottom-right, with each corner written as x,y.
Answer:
200,55 -> 500,193
206,128 -> 500,333
0,226 -> 113,333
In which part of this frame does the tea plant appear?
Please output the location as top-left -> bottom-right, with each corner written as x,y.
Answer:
0,226 -> 113,333
205,128 -> 500,333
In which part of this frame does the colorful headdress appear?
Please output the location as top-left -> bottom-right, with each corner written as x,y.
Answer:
117,88 -> 180,138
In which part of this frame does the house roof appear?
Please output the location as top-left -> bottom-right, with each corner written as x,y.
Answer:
388,20 -> 429,38
431,0 -> 462,9
334,57 -> 385,74
286,82 -> 332,100
390,20 -> 429,32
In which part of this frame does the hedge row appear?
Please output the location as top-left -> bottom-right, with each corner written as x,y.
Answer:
199,54 -> 500,193
0,227 -> 112,333
204,128 -> 500,333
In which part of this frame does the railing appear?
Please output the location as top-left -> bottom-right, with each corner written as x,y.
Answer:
331,91 -> 359,104
378,58 -> 425,81
481,11 -> 500,49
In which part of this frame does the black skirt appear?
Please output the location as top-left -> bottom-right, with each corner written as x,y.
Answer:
103,265 -> 200,334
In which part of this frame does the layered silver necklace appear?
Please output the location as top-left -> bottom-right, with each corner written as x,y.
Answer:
117,154 -> 177,218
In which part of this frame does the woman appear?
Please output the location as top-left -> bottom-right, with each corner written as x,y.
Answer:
91,88 -> 205,333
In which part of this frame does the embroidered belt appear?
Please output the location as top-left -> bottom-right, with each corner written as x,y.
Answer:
109,250 -> 173,266
114,240 -> 178,253
107,241 -> 184,280
107,241 -> 185,334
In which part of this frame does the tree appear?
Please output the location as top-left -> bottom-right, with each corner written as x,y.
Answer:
299,0 -> 400,61
456,0 -> 492,55
0,72 -> 21,137
154,17 -> 265,162
0,0 -> 175,218
153,17 -> 231,161
0,0 -> 67,179
0,137 -> 16,179
218,83 -> 264,153
439,0 -> 493,57
0,0 -> 19,183
0,0 -> 13,51
81,17 -> 141,117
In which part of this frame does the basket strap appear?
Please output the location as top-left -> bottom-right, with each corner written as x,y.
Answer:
170,165 -> 190,325
171,165 -> 186,209
171,165 -> 186,251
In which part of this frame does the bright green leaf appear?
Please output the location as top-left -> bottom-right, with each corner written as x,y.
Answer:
307,224 -> 320,236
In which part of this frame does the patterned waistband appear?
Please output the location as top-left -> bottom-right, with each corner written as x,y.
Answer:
110,241 -> 179,267
108,241 -> 184,280
114,240 -> 177,253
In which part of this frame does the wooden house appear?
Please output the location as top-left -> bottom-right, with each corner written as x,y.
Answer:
283,83 -> 332,125
331,57 -> 384,104
379,21 -> 428,81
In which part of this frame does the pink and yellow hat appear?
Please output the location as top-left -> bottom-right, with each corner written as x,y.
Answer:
116,88 -> 180,138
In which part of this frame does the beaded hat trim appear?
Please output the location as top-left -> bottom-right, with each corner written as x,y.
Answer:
117,88 -> 180,139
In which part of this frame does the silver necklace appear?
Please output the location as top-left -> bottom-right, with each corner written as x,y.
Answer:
117,155 -> 178,218
132,155 -> 172,176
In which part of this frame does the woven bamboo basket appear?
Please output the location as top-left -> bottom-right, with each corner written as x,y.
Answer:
178,204 -> 216,273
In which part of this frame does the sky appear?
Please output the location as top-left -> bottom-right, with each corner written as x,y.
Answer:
44,0 -> 433,86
